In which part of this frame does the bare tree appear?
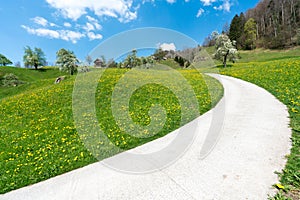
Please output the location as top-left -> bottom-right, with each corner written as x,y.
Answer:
244,0 -> 300,48
85,55 -> 93,66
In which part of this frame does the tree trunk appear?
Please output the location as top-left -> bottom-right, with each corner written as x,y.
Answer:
281,1 -> 285,26
256,23 -> 259,39
291,0 -> 296,25
272,16 -> 278,38
34,64 -> 38,70
223,50 -> 229,68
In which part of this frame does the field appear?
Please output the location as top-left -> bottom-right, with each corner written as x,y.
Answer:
0,67 -> 223,194
220,57 -> 300,199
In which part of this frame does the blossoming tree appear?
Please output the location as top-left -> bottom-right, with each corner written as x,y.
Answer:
214,33 -> 238,67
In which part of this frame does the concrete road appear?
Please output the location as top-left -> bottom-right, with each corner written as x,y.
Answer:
1,74 -> 291,200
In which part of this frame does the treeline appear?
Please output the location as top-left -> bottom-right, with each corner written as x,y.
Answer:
247,0 -> 300,48
204,0 -> 300,49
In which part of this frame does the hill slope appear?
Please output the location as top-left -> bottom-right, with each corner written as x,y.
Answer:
0,67 -> 67,99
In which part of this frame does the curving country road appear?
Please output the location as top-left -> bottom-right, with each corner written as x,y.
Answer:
1,74 -> 291,200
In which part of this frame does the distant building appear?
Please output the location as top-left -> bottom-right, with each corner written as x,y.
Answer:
94,58 -> 104,67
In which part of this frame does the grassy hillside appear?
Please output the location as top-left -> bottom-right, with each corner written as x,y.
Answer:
159,59 -> 182,69
0,67 -> 67,99
0,67 -> 64,82
0,67 -> 223,194
202,46 -> 300,65
237,47 -> 300,63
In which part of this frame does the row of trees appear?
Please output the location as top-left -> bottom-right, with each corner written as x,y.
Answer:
2,47 -> 83,76
3,45 -> 176,72
90,48 -> 193,69
118,49 -> 156,68
92,50 -> 150,69
92,49 -> 166,69
22,46 -> 79,75
119,48 -> 193,68
118,40 -> 236,69
5,38 -> 235,72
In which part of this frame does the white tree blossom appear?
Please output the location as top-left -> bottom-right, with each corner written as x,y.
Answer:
214,33 -> 238,67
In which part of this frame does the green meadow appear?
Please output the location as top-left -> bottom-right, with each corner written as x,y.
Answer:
0,66 -> 223,194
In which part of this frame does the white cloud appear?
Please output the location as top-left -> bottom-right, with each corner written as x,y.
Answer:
86,15 -> 102,30
159,43 -> 176,51
31,16 -> 57,27
49,22 -> 57,27
213,5 -> 221,10
199,0 -> 232,12
59,30 -> 84,43
222,0 -> 231,12
213,0 -> 231,12
142,0 -> 155,4
45,0 -> 138,22
166,0 -> 176,3
21,25 -> 60,38
32,17 -> 49,27
83,22 -> 95,31
200,0 -> 217,6
196,8 -> 204,17
21,25 -> 85,43
93,22 -> 102,30
86,15 -> 96,22
87,32 -> 103,40
118,10 -> 137,23
64,22 -> 72,27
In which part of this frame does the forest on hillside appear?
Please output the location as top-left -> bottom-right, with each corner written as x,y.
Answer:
204,0 -> 300,49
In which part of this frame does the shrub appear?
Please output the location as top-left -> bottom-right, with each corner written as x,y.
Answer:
1,73 -> 24,87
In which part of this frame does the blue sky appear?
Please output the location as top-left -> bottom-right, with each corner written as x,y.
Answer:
0,0 -> 259,65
